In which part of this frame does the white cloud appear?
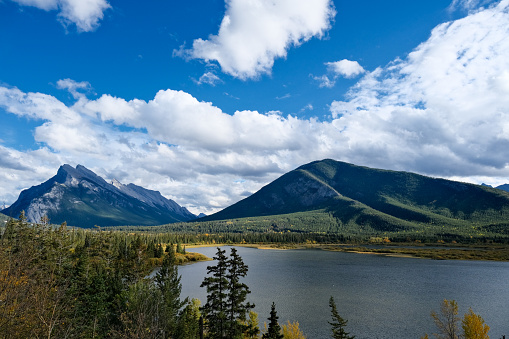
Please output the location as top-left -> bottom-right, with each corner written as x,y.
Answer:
330,0 -> 509,176
56,79 -> 92,99
313,59 -> 365,87
12,0 -> 57,11
0,84 -> 326,214
326,60 -> 365,79
10,0 -> 110,32
178,0 -> 336,79
312,74 -> 336,88
196,72 -> 223,86
448,0 -> 494,12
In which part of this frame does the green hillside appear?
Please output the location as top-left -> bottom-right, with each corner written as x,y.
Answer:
198,159 -> 509,239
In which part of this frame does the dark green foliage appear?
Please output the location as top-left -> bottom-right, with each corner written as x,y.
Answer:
226,248 -> 255,337
0,213 -> 198,339
201,248 -> 229,338
262,303 -> 283,339
200,248 -> 255,338
176,299 -> 202,339
196,159 -> 509,238
155,249 -> 187,336
329,296 -> 355,339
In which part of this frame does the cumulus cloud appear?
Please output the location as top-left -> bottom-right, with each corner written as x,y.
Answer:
313,59 -> 365,87
10,0 -> 110,32
0,84 -> 326,214
326,60 -> 365,78
2,1 -> 509,214
330,0 -> 509,176
177,0 -> 336,79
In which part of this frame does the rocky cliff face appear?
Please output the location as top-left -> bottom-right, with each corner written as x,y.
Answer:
2,164 -> 196,227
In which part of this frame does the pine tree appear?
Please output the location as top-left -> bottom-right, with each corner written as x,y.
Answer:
201,248 -> 255,338
329,296 -> 355,339
262,302 -> 283,339
176,298 -> 202,339
226,248 -> 255,338
155,249 -> 187,337
201,247 -> 229,338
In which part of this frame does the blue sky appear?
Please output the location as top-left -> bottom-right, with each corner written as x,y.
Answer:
1,0 -> 508,214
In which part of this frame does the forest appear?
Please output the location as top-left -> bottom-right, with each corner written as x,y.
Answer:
0,214 -> 501,338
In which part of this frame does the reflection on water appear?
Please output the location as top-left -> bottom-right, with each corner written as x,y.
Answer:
179,246 -> 509,339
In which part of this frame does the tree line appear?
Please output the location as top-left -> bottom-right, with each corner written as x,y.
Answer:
0,214 -> 502,338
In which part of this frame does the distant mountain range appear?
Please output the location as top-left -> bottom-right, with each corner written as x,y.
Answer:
4,160 -> 509,234
202,159 -> 509,234
2,164 -> 196,227
483,183 -> 509,192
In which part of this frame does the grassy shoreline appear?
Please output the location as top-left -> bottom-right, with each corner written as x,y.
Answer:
185,242 -> 509,261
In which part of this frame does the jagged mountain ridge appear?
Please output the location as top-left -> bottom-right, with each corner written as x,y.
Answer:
2,164 -> 196,227
202,159 -> 509,233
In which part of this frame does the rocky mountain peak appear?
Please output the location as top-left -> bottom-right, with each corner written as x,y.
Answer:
2,164 -> 196,227
111,178 -> 123,189
56,164 -> 108,187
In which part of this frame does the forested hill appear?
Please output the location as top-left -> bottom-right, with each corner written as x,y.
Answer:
200,159 -> 509,234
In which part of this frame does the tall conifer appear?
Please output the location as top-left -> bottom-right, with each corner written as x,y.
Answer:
201,247 -> 229,338
329,296 -> 355,339
201,247 -> 255,338
155,248 -> 187,337
262,302 -> 283,339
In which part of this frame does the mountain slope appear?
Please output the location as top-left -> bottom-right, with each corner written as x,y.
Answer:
202,159 -> 509,233
497,184 -> 509,193
2,164 -> 196,227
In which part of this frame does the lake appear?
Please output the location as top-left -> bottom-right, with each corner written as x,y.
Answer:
178,246 -> 509,338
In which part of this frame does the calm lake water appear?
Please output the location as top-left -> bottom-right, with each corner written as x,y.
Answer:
178,246 -> 509,339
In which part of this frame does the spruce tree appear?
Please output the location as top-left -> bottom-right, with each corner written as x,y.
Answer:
262,302 -> 283,339
201,248 -> 255,338
200,247 -> 229,338
226,248 -> 255,338
155,248 -> 187,337
329,296 -> 355,339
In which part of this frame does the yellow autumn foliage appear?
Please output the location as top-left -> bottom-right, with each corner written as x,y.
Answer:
462,308 -> 490,339
282,320 -> 306,339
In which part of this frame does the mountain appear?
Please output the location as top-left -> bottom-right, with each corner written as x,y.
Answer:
496,184 -> 509,192
2,164 -> 196,227
202,159 -> 509,234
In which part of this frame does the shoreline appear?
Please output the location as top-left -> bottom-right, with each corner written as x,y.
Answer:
185,242 -> 509,261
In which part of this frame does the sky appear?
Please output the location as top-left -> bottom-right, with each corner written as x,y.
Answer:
1,0 -> 509,215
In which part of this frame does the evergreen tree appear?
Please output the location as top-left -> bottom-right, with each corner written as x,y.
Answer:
176,298 -> 202,339
201,247 -> 255,338
154,248 -> 187,337
201,247 -> 229,338
328,296 -> 355,339
262,302 -> 283,339
226,248 -> 255,338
